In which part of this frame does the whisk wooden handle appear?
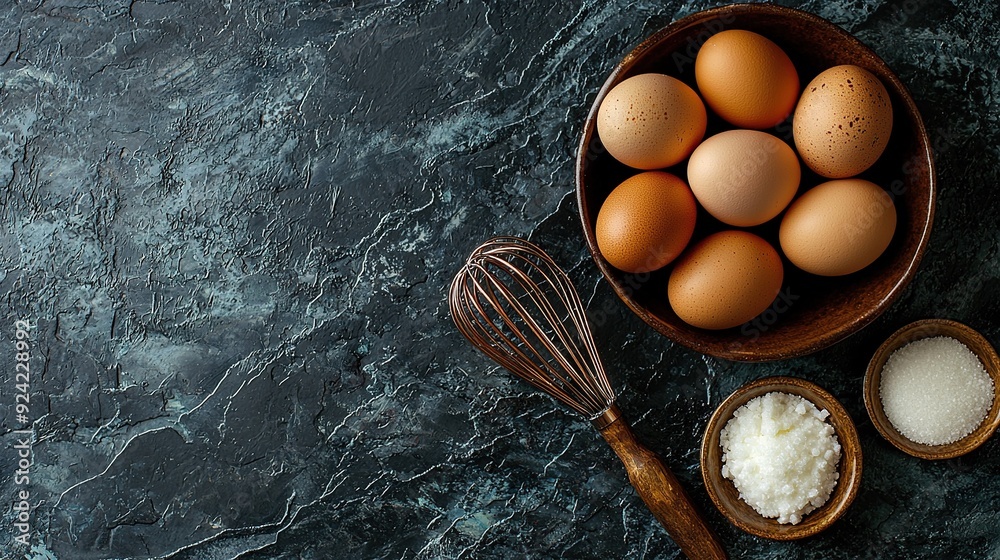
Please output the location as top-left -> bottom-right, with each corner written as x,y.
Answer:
599,412 -> 727,560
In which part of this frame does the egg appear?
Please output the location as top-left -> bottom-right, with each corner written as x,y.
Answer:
779,179 -> 897,276
793,65 -> 893,178
597,73 -> 707,170
686,130 -> 800,226
595,171 -> 697,273
668,231 -> 784,330
694,30 -> 800,129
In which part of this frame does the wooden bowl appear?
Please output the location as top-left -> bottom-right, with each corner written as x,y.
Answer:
576,4 -> 935,361
863,319 -> 1000,460
701,376 -> 863,540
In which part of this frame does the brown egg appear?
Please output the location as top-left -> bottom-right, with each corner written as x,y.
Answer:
597,73 -> 707,170
668,231 -> 784,330
695,30 -> 800,129
596,171 -> 697,273
779,179 -> 897,276
793,65 -> 893,178
686,130 -> 800,227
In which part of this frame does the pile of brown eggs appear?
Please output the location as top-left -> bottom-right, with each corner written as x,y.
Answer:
594,30 -> 897,330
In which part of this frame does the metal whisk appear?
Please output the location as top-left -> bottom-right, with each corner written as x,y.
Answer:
450,237 -> 726,560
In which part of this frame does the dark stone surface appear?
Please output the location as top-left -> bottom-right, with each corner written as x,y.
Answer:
0,1 -> 998,558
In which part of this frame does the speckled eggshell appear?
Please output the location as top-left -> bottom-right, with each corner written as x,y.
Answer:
686,130 -> 801,227
597,73 -> 708,170
668,231 -> 784,330
694,30 -> 800,129
595,171 -> 698,274
793,65 -> 893,178
779,178 -> 897,276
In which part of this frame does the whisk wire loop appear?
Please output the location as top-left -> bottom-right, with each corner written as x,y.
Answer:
450,237 -> 615,419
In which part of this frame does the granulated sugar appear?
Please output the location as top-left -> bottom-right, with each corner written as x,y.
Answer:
720,392 -> 841,525
879,336 -> 994,446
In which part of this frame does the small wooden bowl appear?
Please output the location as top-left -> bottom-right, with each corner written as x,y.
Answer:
863,319 -> 1000,460
701,376 -> 863,540
576,4 -> 935,361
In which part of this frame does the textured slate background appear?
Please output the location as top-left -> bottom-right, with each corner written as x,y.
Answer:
1,0 -> 998,558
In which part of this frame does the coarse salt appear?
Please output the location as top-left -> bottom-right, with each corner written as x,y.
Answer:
879,336 -> 994,446
720,391 -> 841,525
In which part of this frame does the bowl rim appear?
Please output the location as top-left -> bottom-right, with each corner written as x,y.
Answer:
575,3 -> 936,362
863,318 -> 1000,460
700,375 -> 863,540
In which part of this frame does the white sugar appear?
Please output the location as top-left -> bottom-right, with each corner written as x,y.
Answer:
720,392 -> 841,525
879,336 -> 994,446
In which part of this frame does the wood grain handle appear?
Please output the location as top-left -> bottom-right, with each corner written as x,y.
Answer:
598,410 -> 727,560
